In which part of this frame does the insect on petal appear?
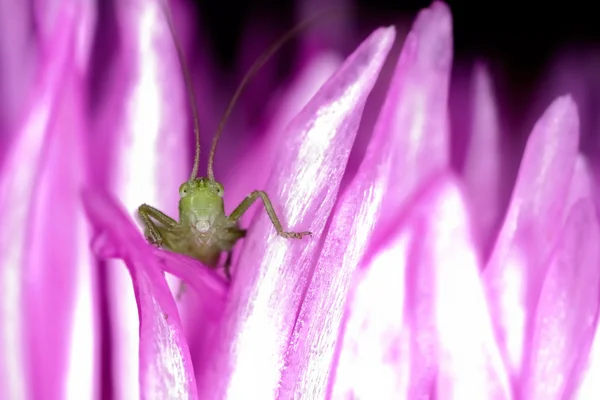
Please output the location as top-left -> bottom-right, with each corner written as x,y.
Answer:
195,26 -> 396,400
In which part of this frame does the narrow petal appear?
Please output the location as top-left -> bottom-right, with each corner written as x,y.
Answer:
280,3 -> 453,396
89,1 -> 192,397
483,96 -> 580,373
372,1 -> 453,246
195,26 -> 396,399
428,178 -> 510,399
82,189 -> 199,399
523,198 -> 600,399
0,5 -> 83,399
461,64 -> 510,258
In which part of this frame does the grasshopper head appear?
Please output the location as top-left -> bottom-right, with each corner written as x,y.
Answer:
178,178 -> 225,230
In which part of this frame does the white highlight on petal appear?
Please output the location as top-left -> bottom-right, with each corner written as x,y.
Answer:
575,325 -> 600,398
0,93 -> 51,400
432,184 -> 510,399
332,236 -> 410,399
226,245 -> 287,399
65,215 -> 97,400
500,248 -> 527,373
110,4 -> 165,399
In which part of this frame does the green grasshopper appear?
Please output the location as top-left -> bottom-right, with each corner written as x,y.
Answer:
138,4 -> 312,281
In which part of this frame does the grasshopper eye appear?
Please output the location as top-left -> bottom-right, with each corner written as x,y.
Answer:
215,182 -> 224,198
179,183 -> 190,198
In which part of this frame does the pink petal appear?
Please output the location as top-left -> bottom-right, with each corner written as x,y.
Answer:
82,189 -> 200,399
0,3 -> 99,399
483,96 -> 580,374
427,178 -> 510,399
522,198 -> 600,399
461,64 -> 511,258
0,0 -> 36,145
370,1 -> 453,247
195,26 -> 396,399
331,175 -> 510,399
89,1 -> 194,397
280,3 -> 453,396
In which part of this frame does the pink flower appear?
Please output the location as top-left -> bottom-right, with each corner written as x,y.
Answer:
2,0 -> 600,399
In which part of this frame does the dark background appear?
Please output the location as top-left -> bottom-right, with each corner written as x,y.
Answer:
190,0 -> 598,106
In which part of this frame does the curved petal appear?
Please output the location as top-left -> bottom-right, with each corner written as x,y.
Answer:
195,26 -> 396,399
0,3 -> 99,399
461,64 -> 510,258
483,95 -> 580,374
369,1 -> 453,248
82,189 -> 201,400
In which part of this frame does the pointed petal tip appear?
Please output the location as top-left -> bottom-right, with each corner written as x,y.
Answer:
409,1 -> 453,73
368,25 -> 396,50
535,93 -> 580,149
415,1 -> 453,33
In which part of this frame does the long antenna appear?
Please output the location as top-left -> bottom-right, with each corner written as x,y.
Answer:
206,9 -> 343,181
161,1 -> 202,181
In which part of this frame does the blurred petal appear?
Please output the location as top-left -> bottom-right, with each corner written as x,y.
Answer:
82,189 -> 198,399
523,198 -> 600,399
0,0 -> 36,145
461,64 -> 509,257
0,3 -> 99,399
484,96 -> 580,374
280,3 -> 454,396
90,0 -> 191,397
371,1 -> 453,245
195,26 -> 396,399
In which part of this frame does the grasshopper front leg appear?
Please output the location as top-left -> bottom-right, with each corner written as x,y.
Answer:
228,190 -> 312,239
138,203 -> 178,246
